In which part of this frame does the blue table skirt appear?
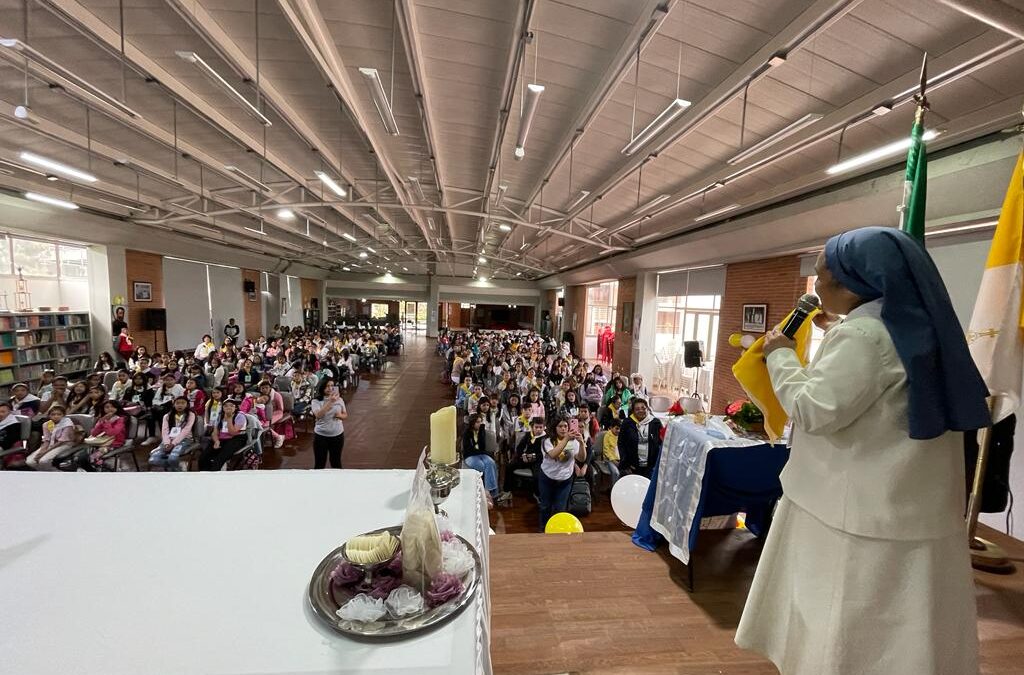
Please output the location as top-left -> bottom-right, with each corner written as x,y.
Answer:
633,441 -> 790,554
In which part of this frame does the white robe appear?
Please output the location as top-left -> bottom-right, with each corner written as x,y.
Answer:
735,301 -> 978,675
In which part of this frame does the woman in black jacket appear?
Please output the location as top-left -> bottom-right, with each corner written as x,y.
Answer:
461,413 -> 507,502
618,398 -> 663,478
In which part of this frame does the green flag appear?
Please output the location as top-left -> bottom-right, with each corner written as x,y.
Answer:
899,107 -> 927,243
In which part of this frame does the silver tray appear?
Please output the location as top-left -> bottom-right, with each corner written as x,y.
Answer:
307,525 -> 481,639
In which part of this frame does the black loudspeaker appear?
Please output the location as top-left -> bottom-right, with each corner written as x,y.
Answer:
142,308 -> 167,331
243,280 -> 256,293
541,310 -> 551,321
557,297 -> 565,307
683,340 -> 703,368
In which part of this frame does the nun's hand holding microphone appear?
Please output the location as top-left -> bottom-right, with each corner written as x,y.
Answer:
763,328 -> 796,357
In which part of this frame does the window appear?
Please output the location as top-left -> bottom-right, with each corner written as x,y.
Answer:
585,281 -> 618,336
59,245 -> 88,278
13,239 -> 58,277
0,237 -> 11,275
654,294 -> 721,362
370,303 -> 389,319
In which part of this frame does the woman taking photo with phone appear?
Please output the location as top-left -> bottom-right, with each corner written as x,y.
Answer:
537,417 -> 586,531
310,379 -> 347,469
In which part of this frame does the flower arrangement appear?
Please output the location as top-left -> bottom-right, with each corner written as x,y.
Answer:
725,399 -> 764,431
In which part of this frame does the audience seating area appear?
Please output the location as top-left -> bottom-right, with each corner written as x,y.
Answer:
0,324 -> 404,473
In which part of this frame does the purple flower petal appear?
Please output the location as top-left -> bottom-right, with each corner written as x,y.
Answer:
425,572 -> 464,607
368,574 -> 402,600
329,562 -> 364,587
440,530 -> 456,542
386,550 -> 404,575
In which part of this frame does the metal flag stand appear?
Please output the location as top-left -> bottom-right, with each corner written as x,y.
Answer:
965,103 -> 1024,574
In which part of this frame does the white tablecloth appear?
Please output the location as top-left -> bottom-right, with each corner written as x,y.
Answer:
0,469 -> 491,675
650,418 -> 764,564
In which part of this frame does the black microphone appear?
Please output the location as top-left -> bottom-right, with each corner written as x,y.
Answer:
780,294 -> 821,339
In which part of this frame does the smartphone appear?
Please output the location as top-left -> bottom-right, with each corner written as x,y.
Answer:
569,418 -> 580,435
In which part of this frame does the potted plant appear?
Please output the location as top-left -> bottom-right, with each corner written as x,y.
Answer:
725,399 -> 765,433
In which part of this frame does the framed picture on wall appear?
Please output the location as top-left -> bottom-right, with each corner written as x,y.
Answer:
620,301 -> 634,333
133,281 -> 152,302
742,304 -> 768,333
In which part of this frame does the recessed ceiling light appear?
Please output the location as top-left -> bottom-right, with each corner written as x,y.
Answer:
19,151 -> 97,183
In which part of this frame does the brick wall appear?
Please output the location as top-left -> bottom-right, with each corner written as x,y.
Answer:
711,255 -> 806,414
613,276 -> 636,375
125,250 -> 166,354
568,285 -> 587,355
300,277 -> 321,310
242,268 -> 261,340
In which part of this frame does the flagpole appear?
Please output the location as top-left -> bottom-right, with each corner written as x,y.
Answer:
966,398 -> 1013,572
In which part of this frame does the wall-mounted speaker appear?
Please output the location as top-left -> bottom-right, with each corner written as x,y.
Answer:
243,280 -> 256,293
557,297 -> 565,307
142,308 -> 167,331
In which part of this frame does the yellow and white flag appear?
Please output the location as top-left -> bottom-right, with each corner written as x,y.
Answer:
967,150 -> 1024,424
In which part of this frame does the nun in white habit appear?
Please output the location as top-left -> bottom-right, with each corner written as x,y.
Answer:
736,227 -> 990,675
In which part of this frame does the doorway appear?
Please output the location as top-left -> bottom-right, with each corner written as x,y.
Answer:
400,301 -> 428,331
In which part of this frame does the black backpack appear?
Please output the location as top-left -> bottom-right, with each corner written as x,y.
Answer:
567,477 -> 592,517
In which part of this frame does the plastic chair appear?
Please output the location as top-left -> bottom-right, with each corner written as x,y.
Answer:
274,376 -> 291,392
225,414 -> 264,471
164,416 -> 206,472
99,416 -> 141,471
0,415 -> 33,469
102,371 -> 119,391
649,396 -> 673,414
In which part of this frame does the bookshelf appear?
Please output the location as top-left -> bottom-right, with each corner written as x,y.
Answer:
0,311 -> 93,397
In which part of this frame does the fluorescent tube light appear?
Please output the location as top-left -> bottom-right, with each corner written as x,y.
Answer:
19,151 -> 97,183
343,266 -> 351,271
478,256 -> 487,263
314,170 -> 347,198
176,51 -> 271,127
24,192 -> 78,209
479,276 -> 488,282
366,246 -> 377,253
342,232 -> 357,243
402,266 -> 409,271
514,84 -> 545,160
926,221 -> 997,237
622,98 -> 691,156
520,242 -> 529,250
494,184 -> 508,209
358,251 -> 369,259
359,67 -> 400,135
826,129 -> 940,175
225,165 -> 271,193
694,204 -> 740,222
515,272 -> 522,276
498,223 -> 512,232
407,176 -> 425,203
99,197 -> 147,211
277,208 -> 295,220
633,194 -> 670,214
427,217 -> 436,231
0,39 -> 139,118
727,112 -> 823,165
567,190 -> 591,210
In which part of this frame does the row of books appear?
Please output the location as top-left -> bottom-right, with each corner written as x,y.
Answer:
54,327 -> 89,342
0,312 -> 90,331
58,343 -> 90,358
18,347 -> 54,364
16,329 -> 54,347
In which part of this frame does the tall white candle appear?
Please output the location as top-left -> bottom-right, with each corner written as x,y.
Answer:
430,405 -> 457,465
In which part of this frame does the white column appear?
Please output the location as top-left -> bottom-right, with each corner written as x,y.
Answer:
633,272 -> 659,384
426,274 -> 440,338
86,245 -> 126,359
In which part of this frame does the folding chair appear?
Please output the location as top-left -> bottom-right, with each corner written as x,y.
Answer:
0,415 -> 33,469
99,416 -> 141,471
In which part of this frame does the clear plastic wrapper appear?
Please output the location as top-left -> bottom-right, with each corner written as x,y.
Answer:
400,456 -> 443,593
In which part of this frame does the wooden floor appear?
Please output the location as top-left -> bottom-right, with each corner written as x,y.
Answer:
254,333 -> 1024,674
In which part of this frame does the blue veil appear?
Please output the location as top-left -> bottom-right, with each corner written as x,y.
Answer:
824,227 -> 990,440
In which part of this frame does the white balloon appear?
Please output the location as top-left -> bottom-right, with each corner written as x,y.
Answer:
610,474 -> 651,529
740,334 -> 756,349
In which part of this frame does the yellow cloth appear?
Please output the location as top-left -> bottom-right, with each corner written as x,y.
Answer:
603,431 -> 620,462
968,150 -> 1024,424
732,308 -> 819,442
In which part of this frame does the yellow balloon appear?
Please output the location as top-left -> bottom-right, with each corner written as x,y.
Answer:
545,512 -> 584,534
728,333 -> 743,347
